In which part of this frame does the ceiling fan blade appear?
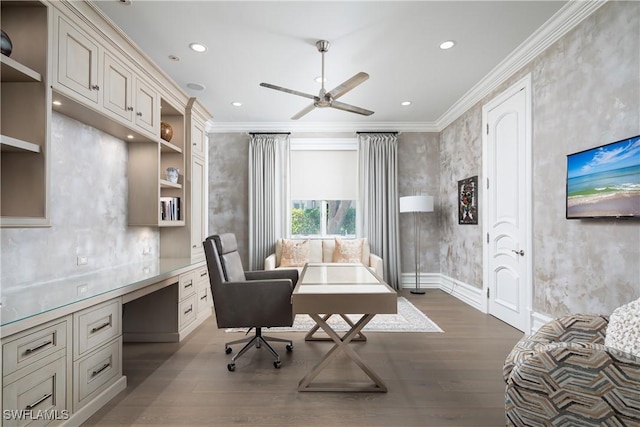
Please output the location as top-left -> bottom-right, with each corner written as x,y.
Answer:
330,100 -> 374,116
291,103 -> 317,120
327,72 -> 369,100
260,83 -> 318,101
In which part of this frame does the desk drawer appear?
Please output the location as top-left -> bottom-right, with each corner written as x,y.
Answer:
195,266 -> 208,287
74,299 -> 121,359
196,286 -> 211,315
2,353 -> 68,426
3,318 -> 70,377
179,271 -> 196,300
179,294 -> 197,330
74,338 -> 121,410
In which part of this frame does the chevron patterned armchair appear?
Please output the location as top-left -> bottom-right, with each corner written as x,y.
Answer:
503,298 -> 640,426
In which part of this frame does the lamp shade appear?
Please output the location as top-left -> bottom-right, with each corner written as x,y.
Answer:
399,195 -> 434,213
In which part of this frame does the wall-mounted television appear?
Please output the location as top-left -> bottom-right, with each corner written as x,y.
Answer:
566,135 -> 640,219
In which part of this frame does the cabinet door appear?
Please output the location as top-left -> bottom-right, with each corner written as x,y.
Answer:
134,77 -> 158,136
56,14 -> 100,104
103,52 -> 133,122
191,120 -> 206,159
190,155 -> 206,259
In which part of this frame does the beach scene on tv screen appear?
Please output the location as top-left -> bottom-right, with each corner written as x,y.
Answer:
567,135 -> 640,218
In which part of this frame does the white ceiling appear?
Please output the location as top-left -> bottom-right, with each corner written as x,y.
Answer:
92,0 -> 567,131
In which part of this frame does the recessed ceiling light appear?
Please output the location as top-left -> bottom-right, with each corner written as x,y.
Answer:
52,100 -> 62,106
439,40 -> 456,50
186,82 -> 206,91
127,134 -> 134,139
168,54 -> 180,61
231,102 -> 243,107
401,101 -> 412,106
189,42 -> 207,53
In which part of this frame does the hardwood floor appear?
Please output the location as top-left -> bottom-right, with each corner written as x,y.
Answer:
84,289 -> 524,426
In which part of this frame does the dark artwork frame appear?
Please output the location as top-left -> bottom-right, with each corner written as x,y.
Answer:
458,176 -> 478,225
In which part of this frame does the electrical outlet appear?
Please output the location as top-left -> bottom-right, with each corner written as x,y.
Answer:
77,284 -> 89,296
77,256 -> 88,266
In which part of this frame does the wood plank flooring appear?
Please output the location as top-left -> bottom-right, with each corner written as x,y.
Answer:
84,289 -> 524,426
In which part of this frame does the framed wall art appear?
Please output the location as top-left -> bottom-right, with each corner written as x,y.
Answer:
458,176 -> 478,225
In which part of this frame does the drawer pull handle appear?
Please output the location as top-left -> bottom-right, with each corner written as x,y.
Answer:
25,340 -> 53,354
25,393 -> 52,410
200,272 -> 207,277
184,281 -> 193,289
91,322 -> 111,333
92,363 -> 111,377
200,295 -> 207,301
184,306 -> 193,315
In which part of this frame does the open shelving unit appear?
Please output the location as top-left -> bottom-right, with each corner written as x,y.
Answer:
0,2 -> 50,227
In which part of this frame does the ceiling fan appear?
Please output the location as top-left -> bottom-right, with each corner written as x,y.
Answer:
260,40 -> 374,120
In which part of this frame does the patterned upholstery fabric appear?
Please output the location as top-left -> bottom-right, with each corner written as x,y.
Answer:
503,313 -> 640,426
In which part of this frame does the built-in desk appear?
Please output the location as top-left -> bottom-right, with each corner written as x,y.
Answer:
0,258 -> 212,426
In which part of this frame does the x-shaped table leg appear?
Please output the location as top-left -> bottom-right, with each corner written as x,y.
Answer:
304,313 -> 366,342
298,313 -> 387,392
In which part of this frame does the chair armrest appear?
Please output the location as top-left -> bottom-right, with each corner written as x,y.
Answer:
246,269 -> 298,285
505,342 -> 640,425
503,313 -> 609,382
369,254 -> 384,279
264,253 -> 277,270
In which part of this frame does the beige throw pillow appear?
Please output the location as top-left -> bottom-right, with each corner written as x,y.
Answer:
332,237 -> 364,263
280,239 -> 310,267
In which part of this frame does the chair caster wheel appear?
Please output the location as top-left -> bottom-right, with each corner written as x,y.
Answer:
285,343 -> 293,352
227,363 -> 236,371
274,360 -> 281,369
225,346 -> 232,354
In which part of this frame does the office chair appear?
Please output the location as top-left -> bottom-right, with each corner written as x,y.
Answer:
203,233 -> 298,371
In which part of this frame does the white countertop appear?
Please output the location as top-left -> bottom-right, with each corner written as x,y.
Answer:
0,258 -> 201,329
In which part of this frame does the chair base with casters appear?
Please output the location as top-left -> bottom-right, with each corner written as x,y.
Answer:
225,327 -> 293,371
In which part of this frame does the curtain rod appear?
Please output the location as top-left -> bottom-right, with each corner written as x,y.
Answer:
248,132 -> 291,135
356,131 -> 399,135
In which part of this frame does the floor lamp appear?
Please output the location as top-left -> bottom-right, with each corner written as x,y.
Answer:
399,195 -> 434,295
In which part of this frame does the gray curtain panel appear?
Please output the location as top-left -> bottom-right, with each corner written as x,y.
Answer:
357,133 -> 401,289
248,134 -> 290,270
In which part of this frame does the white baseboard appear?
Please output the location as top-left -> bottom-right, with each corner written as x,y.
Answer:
401,272 -> 553,334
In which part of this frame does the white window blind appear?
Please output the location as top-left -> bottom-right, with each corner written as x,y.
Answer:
290,140 -> 357,200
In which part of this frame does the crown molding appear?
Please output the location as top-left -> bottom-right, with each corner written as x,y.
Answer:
435,0 -> 607,131
207,121 -> 439,134
207,0 -> 606,135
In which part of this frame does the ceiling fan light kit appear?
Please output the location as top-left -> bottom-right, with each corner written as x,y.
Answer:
260,39 -> 374,120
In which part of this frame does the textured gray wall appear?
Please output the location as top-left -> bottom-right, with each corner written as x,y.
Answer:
439,1 -> 640,316
1,113 -> 159,288
207,133 -> 250,266
397,133 -> 440,275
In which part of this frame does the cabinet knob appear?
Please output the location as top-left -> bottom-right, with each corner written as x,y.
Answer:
127,107 -> 134,111
136,112 -> 143,117
91,84 -> 100,91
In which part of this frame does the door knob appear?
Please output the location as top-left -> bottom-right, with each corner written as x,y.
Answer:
512,249 -> 524,256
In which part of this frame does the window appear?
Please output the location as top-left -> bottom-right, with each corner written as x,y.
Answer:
290,139 -> 357,238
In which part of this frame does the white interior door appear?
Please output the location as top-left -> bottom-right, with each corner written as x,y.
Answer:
482,75 -> 532,332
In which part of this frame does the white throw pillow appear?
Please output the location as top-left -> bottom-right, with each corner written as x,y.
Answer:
605,298 -> 640,357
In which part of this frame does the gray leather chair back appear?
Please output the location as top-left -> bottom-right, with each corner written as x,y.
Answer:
213,234 -> 246,282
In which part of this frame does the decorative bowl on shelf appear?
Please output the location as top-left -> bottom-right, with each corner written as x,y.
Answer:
1,29 -> 13,57
165,167 -> 179,183
160,121 -> 173,142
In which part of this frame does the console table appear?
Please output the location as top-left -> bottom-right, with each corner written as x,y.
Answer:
292,263 -> 397,392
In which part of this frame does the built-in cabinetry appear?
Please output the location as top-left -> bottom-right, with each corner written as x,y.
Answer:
0,1 -> 51,227
121,265 -> 211,342
1,261 -> 209,425
2,317 -> 72,426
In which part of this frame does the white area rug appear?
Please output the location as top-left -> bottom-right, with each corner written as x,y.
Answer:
226,297 -> 443,333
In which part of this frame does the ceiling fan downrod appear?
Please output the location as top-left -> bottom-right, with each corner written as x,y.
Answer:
316,40 -> 330,105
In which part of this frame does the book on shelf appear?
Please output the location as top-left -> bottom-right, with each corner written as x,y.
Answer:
160,197 -> 181,221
